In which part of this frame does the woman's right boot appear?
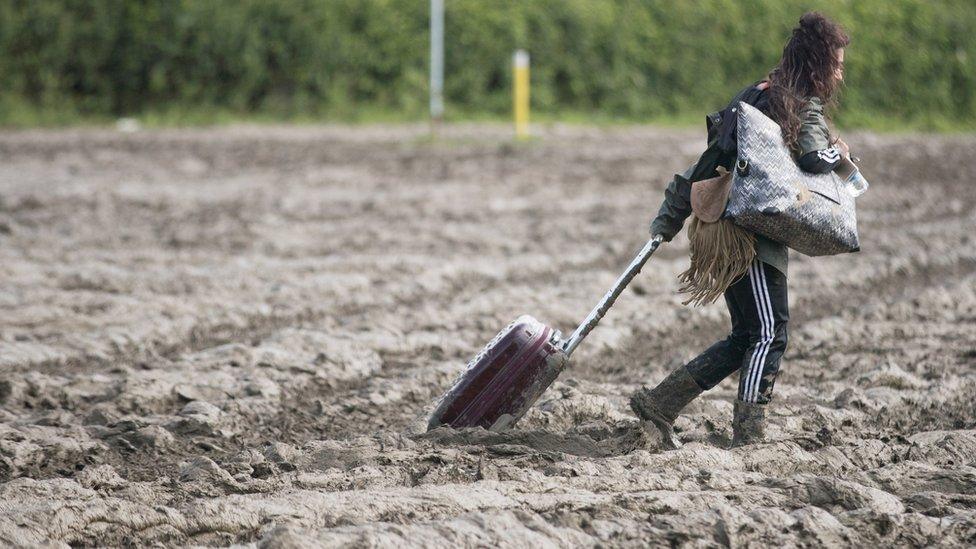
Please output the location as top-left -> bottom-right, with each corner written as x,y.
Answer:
629,365 -> 704,449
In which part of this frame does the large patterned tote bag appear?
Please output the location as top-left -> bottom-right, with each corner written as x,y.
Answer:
726,102 -> 860,256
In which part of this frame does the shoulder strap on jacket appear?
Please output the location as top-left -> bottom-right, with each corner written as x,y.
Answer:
690,81 -> 770,184
715,82 -> 769,154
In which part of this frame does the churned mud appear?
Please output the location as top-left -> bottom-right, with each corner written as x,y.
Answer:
0,123 -> 974,547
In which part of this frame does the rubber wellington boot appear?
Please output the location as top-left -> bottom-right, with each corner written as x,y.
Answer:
629,366 -> 703,450
730,400 -> 766,447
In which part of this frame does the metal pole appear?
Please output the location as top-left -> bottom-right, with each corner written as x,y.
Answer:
430,0 -> 444,126
562,235 -> 664,356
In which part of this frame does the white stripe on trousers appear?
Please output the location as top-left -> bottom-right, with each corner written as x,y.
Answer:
744,261 -> 775,403
744,262 -> 765,402
751,262 -> 775,401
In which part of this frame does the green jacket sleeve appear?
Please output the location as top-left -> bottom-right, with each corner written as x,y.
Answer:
796,97 -> 844,173
649,161 -> 697,240
796,97 -> 832,157
649,109 -> 726,240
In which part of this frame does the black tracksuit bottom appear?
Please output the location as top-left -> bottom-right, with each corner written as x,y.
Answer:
685,260 -> 789,404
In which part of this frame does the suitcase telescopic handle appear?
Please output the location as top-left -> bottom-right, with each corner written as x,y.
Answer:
562,234 -> 664,356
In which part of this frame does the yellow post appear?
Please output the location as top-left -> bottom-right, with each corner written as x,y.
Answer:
513,50 -> 530,139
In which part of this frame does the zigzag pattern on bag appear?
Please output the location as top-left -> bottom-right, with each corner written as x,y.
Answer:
726,102 -> 860,257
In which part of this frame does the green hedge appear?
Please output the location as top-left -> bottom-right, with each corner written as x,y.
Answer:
0,0 -> 973,128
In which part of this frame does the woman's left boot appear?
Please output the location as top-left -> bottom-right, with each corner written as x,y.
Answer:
629,365 -> 704,450
730,400 -> 766,447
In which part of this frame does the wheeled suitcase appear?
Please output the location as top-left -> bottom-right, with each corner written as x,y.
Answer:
427,236 -> 663,431
427,315 -> 567,431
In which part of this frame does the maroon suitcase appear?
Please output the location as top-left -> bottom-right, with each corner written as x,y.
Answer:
427,236 -> 663,432
427,315 -> 567,431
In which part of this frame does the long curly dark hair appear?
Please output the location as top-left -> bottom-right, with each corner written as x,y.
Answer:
766,13 -> 850,150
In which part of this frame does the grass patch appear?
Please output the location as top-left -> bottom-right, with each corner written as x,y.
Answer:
0,101 -> 972,135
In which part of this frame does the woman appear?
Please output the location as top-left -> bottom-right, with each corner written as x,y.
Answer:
631,12 -> 851,448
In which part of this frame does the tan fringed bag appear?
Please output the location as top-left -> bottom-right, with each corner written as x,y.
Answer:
677,167 -> 756,306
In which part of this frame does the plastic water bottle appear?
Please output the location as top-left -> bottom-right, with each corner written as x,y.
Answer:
845,166 -> 870,198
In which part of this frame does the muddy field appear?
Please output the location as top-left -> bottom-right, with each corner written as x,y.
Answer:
0,123 -> 974,547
